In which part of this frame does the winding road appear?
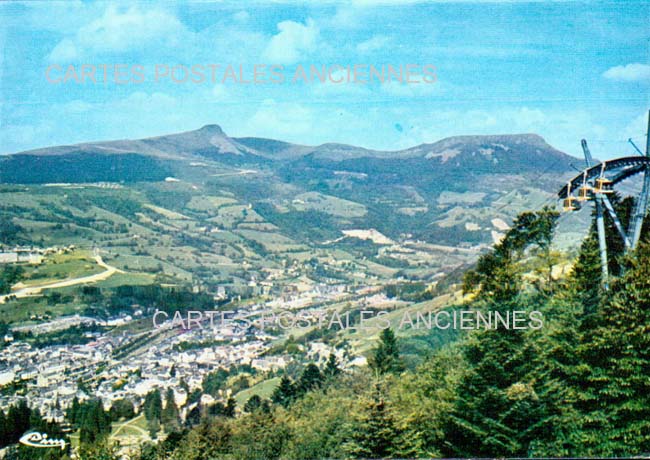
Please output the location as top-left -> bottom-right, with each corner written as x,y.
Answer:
0,255 -> 122,304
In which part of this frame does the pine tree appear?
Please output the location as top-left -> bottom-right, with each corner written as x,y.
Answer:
569,232 -> 602,315
162,388 -> 180,432
147,417 -> 160,440
67,396 -> 81,426
574,242 -> 650,455
297,363 -> 323,395
271,376 -> 296,408
0,410 -> 8,447
525,293 -> 586,456
370,328 -> 404,375
6,401 -> 30,443
243,395 -> 262,413
444,298 -> 542,456
444,209 -> 561,456
144,389 -> 162,422
324,353 -> 341,378
346,384 -> 399,459
224,397 -> 237,418
79,399 -> 110,444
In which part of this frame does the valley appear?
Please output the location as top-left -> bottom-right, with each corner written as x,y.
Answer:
0,125 -> 586,455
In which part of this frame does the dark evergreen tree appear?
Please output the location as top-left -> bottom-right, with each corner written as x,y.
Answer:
324,353 -> 341,378
144,389 -> 162,422
67,396 -> 81,427
6,400 -> 31,443
161,388 -> 180,432
243,395 -> 262,413
147,417 -> 161,440
297,363 -> 323,395
0,410 -> 7,446
347,385 -> 399,459
271,376 -> 296,408
574,242 -> 650,455
224,397 -> 237,418
369,328 -> 404,375
79,399 -> 110,444
445,208 -> 562,456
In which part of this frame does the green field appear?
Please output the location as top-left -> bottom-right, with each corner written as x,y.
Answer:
235,377 -> 281,406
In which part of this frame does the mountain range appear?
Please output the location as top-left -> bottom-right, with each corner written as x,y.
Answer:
0,125 -> 583,288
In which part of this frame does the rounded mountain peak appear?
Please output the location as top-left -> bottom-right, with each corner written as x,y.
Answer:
198,124 -> 225,135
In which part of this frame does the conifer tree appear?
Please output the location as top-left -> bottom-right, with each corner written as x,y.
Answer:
446,209 -> 561,456
243,395 -> 262,413
224,397 -> 237,418
346,384 -> 399,459
144,389 -> 162,422
271,376 -> 296,408
79,399 -> 110,444
162,388 -> 180,432
574,242 -> 650,455
324,353 -> 341,378
370,328 -> 404,375
297,363 -> 323,395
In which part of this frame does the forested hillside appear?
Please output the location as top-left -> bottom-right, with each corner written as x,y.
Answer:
8,195 -> 644,460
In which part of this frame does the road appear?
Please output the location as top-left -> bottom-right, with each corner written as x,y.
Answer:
0,255 -> 123,304
111,414 -> 148,439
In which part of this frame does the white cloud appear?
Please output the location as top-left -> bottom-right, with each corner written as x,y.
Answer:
49,39 -> 79,61
603,63 -> 650,82
356,35 -> 391,54
245,99 -> 372,146
48,6 -> 186,61
247,99 -> 315,138
263,19 -> 319,64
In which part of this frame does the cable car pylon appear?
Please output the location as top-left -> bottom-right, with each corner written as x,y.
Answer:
558,110 -> 650,289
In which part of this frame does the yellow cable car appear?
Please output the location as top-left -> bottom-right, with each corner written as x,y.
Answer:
577,172 -> 592,201
577,186 -> 592,201
563,196 -> 578,212
594,177 -> 613,194
593,163 -> 614,194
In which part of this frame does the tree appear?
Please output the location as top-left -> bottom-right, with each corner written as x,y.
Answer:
144,389 -> 162,422
79,399 -> 111,444
324,354 -> 341,378
297,364 -> 323,395
369,328 -> 404,375
78,440 -> 120,460
109,398 -> 134,422
569,232 -> 602,315
147,417 -> 160,440
463,207 -> 559,300
573,242 -> 650,455
243,395 -> 262,413
161,389 -> 180,432
272,376 -> 296,408
229,411 -> 290,460
224,397 -> 237,418
346,385 -> 399,459
0,265 -> 24,295
67,397 -> 81,427
202,368 -> 229,397
444,299 -> 542,457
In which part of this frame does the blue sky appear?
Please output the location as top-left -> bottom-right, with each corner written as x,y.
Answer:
0,0 -> 648,159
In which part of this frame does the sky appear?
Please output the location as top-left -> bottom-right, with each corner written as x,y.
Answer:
0,0 -> 649,159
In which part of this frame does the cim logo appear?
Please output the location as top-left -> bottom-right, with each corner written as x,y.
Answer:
19,432 -> 66,450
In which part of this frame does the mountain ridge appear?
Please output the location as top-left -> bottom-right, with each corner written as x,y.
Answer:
5,124 -> 578,165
